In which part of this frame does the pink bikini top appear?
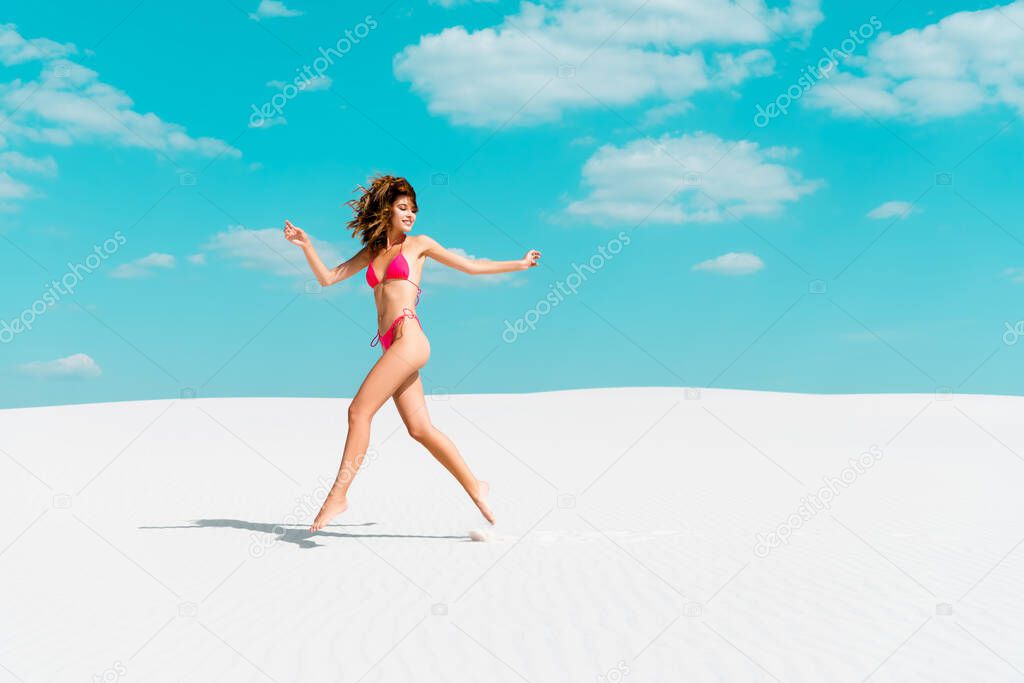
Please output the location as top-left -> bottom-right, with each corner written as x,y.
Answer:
365,237 -> 421,303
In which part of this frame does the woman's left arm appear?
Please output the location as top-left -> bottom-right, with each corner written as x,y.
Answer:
421,235 -> 541,274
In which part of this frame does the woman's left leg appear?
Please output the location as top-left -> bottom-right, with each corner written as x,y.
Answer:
392,371 -> 495,524
308,325 -> 429,532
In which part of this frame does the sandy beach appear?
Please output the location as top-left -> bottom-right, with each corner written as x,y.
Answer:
2,386 -> 1023,681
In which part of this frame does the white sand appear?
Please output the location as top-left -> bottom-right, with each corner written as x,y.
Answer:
1,387 -> 1023,681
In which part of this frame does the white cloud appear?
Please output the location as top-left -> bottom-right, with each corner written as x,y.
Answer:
301,75 -> 332,91
187,253 -> 206,265
394,0 -> 821,127
0,58 -> 242,158
0,171 -> 31,199
0,22 -> 75,65
566,132 -> 821,225
430,0 -> 497,6
249,115 -> 287,129
110,252 -> 176,279
0,151 -> 57,176
806,2 -> 1024,120
16,353 -> 101,379
423,246 -> 515,286
249,0 -> 303,20
692,252 -> 764,275
867,200 -> 917,220
0,26 -> 241,208
268,75 -> 332,92
1003,267 -> 1024,284
202,225 -> 345,278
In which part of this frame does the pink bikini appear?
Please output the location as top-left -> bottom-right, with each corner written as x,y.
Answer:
366,237 -> 423,351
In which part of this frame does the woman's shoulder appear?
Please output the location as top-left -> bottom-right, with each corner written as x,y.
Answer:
413,233 -> 441,246
410,233 -> 438,253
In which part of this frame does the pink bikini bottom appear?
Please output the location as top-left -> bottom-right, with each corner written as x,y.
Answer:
370,308 -> 421,352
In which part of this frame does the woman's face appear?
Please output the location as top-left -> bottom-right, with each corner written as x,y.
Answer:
391,194 -> 417,234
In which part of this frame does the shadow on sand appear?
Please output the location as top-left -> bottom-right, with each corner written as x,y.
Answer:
140,519 -> 469,549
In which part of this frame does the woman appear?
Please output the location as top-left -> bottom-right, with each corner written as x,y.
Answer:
283,174 -> 541,533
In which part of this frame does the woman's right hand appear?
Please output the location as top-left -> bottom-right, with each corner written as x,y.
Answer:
521,249 -> 541,268
284,219 -> 310,248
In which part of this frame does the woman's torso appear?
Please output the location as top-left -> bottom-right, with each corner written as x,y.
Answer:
366,236 -> 424,333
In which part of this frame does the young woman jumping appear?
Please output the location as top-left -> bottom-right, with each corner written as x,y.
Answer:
283,174 -> 541,533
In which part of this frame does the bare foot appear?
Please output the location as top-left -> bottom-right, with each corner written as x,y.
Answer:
472,480 -> 495,525
310,491 -> 348,532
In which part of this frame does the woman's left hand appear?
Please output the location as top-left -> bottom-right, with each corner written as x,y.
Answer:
521,249 -> 541,269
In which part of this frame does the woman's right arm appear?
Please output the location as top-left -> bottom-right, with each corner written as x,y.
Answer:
284,219 -> 369,287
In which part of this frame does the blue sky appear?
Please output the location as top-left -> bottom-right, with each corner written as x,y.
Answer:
1,0 -> 1022,409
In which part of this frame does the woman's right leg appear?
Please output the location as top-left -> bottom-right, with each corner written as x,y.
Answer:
309,328 -> 429,532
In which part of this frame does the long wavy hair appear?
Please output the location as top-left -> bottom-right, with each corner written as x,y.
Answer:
345,174 -> 418,255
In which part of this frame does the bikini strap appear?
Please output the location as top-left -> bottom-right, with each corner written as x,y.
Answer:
402,236 -> 421,305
